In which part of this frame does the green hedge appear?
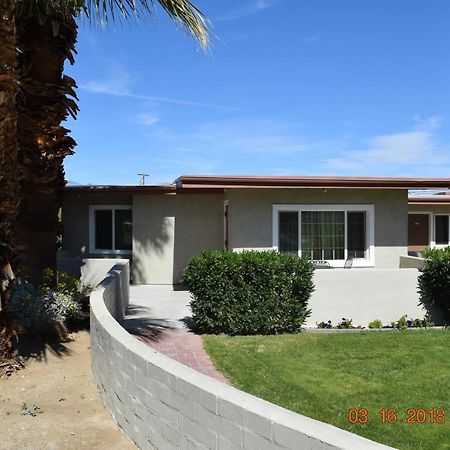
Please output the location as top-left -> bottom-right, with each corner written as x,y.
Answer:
418,247 -> 450,323
183,250 -> 314,335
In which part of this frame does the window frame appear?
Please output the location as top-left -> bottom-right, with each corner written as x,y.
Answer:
272,204 -> 375,267
433,214 -> 450,247
89,205 -> 132,255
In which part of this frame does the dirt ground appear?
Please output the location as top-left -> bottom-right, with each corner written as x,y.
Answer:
0,331 -> 135,450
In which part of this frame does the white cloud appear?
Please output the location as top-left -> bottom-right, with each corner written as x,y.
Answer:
217,0 -> 279,21
137,113 -> 159,126
324,116 -> 449,174
413,114 -> 443,131
146,118 -> 313,157
79,68 -> 235,110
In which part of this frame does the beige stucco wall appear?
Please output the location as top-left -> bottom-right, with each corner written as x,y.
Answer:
225,189 -> 408,268
408,203 -> 450,214
132,193 -> 224,284
62,188 -> 411,284
62,192 -> 132,257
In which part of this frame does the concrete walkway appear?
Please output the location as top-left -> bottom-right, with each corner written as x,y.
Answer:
121,285 -> 227,383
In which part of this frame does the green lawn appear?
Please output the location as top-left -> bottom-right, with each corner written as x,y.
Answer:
203,331 -> 450,450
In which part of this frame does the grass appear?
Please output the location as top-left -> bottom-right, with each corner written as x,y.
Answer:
203,330 -> 450,450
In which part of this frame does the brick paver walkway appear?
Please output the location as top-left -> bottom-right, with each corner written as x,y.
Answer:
134,329 -> 228,384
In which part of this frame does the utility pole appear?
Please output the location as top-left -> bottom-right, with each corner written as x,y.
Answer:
138,173 -> 149,185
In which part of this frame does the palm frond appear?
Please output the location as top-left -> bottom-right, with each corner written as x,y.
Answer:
10,0 -> 209,48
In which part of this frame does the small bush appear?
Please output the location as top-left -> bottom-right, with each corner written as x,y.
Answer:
418,247 -> 450,323
368,319 -> 383,329
336,318 -> 353,329
317,320 -> 332,329
7,269 -> 89,336
184,250 -> 314,335
392,315 -> 408,330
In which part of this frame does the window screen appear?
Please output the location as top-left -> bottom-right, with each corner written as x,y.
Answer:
301,211 -> 345,260
95,210 -> 113,249
347,212 -> 366,258
279,212 -> 298,253
435,215 -> 449,245
115,209 -> 132,250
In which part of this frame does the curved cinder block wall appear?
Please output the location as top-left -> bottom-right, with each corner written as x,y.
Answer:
90,262 -> 395,450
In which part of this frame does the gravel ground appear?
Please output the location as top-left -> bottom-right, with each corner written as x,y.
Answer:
0,331 -> 135,450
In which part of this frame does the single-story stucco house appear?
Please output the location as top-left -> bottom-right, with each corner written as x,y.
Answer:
59,175 -> 450,285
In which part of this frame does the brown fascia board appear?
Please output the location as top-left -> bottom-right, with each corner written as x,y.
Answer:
65,185 -> 177,194
177,175 -> 450,190
64,185 -> 224,195
409,196 -> 450,204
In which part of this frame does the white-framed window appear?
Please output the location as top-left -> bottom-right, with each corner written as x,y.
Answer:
272,204 -> 375,267
434,214 -> 450,246
89,205 -> 132,255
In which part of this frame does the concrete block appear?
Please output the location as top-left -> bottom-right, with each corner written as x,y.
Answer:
145,393 -> 178,424
243,429 -> 275,450
218,435 -> 241,450
272,423 -> 313,449
243,409 -> 272,440
147,361 -> 178,390
179,414 -> 218,449
177,380 -> 217,413
218,398 -> 244,424
161,422 -> 183,447
217,416 -> 243,447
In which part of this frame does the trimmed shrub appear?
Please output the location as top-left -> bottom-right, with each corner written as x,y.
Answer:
418,247 -> 450,323
184,250 -> 314,335
368,319 -> 383,329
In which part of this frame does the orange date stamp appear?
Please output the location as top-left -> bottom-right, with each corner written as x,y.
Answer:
347,407 -> 446,424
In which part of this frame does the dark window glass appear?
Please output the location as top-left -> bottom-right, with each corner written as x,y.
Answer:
347,212 -> 366,258
279,212 -> 298,253
95,210 -> 113,249
301,211 -> 345,260
115,209 -> 132,250
435,215 -> 449,245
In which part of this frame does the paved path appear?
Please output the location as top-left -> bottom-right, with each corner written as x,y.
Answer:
121,285 -> 227,383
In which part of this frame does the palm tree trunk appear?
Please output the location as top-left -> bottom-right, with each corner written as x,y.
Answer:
0,5 -> 78,282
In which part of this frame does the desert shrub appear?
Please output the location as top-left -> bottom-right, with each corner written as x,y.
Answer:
368,319 -> 383,329
418,247 -> 450,323
336,318 -> 353,329
40,268 -> 91,312
317,320 -> 332,329
391,315 -> 408,330
184,250 -> 314,335
8,284 -> 52,333
7,269 -> 88,336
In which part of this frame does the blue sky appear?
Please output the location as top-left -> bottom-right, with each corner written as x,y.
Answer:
64,0 -> 450,185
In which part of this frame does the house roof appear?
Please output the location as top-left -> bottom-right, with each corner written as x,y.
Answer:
65,175 -> 450,194
175,175 -> 450,190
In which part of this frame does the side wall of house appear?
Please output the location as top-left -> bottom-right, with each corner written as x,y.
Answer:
61,192 -> 132,257
225,189 -> 408,268
132,194 -> 224,284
